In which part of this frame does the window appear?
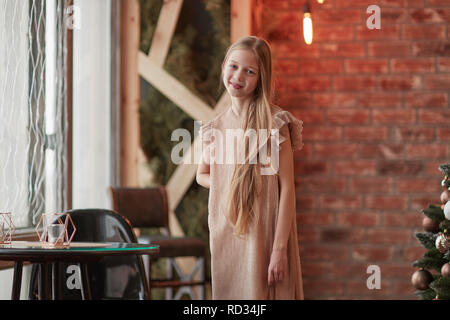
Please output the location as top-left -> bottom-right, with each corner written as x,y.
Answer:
0,0 -> 69,229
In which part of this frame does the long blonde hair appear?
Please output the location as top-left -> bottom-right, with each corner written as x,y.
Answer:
222,36 -> 274,236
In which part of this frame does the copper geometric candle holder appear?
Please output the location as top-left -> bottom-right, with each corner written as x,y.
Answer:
0,212 -> 15,244
35,213 -> 76,248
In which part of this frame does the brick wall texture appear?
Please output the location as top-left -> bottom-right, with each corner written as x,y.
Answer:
259,0 -> 450,299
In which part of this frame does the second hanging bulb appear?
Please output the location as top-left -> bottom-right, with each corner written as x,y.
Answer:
303,3 -> 313,45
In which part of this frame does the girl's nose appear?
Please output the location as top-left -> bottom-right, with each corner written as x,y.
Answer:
236,70 -> 244,82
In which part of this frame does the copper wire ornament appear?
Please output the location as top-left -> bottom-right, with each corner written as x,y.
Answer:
35,213 -> 76,248
0,213 -> 15,244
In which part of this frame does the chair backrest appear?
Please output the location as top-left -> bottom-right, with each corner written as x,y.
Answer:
66,208 -> 137,243
28,209 -> 149,300
109,186 -> 169,230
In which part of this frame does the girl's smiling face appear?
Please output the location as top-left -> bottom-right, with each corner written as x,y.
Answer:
223,49 -> 259,100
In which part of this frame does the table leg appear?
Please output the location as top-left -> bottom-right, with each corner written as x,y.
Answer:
52,262 -> 63,300
38,263 -> 50,300
11,261 -> 23,300
80,263 -> 92,300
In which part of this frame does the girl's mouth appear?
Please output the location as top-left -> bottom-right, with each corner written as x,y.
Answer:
230,82 -> 243,90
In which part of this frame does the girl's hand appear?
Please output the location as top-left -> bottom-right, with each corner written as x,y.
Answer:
196,145 -> 211,189
268,248 -> 288,286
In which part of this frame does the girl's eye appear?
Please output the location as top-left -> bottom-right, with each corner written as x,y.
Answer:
229,64 -> 237,69
247,69 -> 256,75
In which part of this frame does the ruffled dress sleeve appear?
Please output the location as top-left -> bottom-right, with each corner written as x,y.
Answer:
272,110 -> 304,152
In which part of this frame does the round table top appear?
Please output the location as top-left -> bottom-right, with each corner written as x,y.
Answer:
0,241 -> 160,262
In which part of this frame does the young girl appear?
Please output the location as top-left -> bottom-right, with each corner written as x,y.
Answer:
196,36 -> 304,300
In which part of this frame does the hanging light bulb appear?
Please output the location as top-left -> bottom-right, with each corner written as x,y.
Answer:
302,2 -> 313,45
317,0 -> 324,3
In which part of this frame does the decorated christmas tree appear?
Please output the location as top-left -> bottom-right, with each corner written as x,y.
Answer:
412,164 -> 450,300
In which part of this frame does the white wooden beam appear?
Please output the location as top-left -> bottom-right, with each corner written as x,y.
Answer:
138,52 -> 215,122
148,0 -> 184,66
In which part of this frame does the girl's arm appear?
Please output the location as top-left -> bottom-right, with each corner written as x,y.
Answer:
268,124 -> 296,286
196,145 -> 211,189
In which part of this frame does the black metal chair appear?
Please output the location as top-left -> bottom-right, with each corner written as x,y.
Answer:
110,186 -> 208,300
28,209 -> 150,300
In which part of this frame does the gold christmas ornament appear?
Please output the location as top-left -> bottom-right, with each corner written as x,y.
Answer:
423,216 -> 439,233
435,232 -> 450,253
441,263 -> 450,278
441,190 -> 449,204
444,201 -> 450,220
411,269 -> 433,290
442,175 -> 448,187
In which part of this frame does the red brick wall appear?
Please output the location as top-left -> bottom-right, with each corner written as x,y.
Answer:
259,0 -> 450,299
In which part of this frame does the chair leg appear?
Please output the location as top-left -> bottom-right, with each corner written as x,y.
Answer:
199,257 -> 205,300
203,253 -> 209,300
170,256 -> 205,300
79,263 -> 92,300
148,255 -> 208,300
194,257 -> 205,300
148,258 -> 152,300
138,236 -> 151,286
165,258 -> 174,300
142,254 -> 150,285
138,236 -> 152,299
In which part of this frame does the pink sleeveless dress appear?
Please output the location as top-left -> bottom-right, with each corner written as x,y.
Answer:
200,105 -> 304,300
